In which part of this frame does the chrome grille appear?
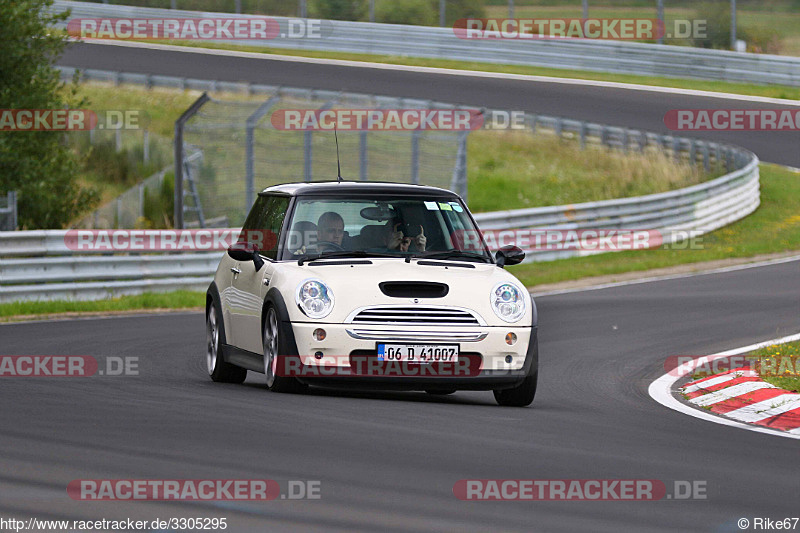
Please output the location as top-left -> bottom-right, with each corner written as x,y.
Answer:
349,306 -> 482,326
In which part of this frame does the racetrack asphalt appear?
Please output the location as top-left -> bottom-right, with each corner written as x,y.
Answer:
58,41 -> 800,167
1,258 -> 798,531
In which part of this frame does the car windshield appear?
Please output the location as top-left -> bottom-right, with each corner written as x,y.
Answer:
281,195 -> 493,262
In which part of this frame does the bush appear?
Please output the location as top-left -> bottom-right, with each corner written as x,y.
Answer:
311,0 -> 367,21
375,0 -> 435,25
693,2 -> 732,49
439,0 -> 485,27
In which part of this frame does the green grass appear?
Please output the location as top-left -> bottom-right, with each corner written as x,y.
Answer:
467,130 -> 712,212
0,291 -> 205,320
507,163 -> 800,286
747,341 -> 800,392
144,40 -> 800,101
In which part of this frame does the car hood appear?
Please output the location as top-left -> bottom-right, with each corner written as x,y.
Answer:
271,258 -> 534,327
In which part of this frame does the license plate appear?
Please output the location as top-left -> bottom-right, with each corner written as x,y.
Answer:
377,344 -> 460,363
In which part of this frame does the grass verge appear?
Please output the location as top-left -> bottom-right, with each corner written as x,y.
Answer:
468,131 -> 711,212
145,40 -> 800,101
0,291 -> 205,321
508,163 -> 800,286
748,341 -> 800,392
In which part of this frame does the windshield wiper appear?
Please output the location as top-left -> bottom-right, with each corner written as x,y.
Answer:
409,250 -> 493,263
297,250 -> 398,265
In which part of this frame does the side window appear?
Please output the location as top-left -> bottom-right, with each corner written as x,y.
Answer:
239,195 -> 290,260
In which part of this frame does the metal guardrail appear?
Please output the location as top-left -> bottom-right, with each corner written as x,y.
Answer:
52,0 -> 800,86
474,154 -> 760,262
0,145 -> 759,302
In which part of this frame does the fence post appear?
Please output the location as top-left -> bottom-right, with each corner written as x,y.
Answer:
579,122 -> 587,149
245,96 -> 280,210
143,129 -> 150,164
138,183 -> 145,221
115,129 -> 122,152
359,130 -> 368,181
449,131 -> 469,202
174,92 -> 210,229
8,191 -> 17,231
411,129 -> 420,184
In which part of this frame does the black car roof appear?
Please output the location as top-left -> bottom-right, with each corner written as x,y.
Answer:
260,181 -> 460,198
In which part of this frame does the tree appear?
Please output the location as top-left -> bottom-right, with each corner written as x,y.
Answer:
0,0 -> 97,229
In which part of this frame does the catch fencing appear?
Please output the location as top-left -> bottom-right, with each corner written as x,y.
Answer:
51,1 -> 800,86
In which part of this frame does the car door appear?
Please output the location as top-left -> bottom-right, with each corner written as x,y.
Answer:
230,194 -> 290,354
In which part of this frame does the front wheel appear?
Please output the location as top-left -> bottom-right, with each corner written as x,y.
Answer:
493,371 -> 537,407
263,306 -> 306,394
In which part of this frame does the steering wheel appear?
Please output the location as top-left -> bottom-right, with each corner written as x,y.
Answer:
312,241 -> 344,253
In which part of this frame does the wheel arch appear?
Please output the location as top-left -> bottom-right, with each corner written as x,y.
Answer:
261,287 -> 300,357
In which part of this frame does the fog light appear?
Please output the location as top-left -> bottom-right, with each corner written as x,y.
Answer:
314,351 -> 324,359
313,328 -> 326,341
505,355 -> 513,364
505,332 -> 517,345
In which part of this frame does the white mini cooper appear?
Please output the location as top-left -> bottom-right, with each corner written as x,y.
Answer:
206,181 -> 538,406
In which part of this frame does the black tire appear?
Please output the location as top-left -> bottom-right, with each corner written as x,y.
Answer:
493,371 -> 537,407
425,389 -> 456,395
206,300 -> 247,384
263,306 -> 307,394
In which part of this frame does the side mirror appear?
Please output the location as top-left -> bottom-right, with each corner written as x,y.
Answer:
495,245 -> 525,268
227,242 -> 265,271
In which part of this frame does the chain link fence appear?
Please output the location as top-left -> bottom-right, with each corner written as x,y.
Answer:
176,89 -> 469,228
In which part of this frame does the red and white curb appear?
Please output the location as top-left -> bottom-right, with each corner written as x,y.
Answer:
649,332 -> 800,439
681,369 -> 800,434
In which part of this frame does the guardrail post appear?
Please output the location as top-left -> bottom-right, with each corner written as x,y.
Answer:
174,92 -> 210,229
702,143 -> 710,172
555,118 -> 563,139
621,129 -> 629,153
600,126 -> 608,147
116,197 -> 122,229
143,129 -> 150,164
638,132 -> 647,152
689,139 -> 697,165
672,137 -> 681,162
115,129 -> 122,152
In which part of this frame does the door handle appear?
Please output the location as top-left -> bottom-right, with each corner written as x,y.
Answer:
230,267 -> 241,275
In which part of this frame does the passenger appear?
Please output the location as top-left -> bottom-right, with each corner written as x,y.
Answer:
386,222 -> 426,252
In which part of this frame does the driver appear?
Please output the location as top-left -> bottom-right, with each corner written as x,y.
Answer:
316,211 -> 345,248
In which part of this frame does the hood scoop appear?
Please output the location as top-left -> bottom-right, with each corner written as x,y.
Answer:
379,281 -> 449,299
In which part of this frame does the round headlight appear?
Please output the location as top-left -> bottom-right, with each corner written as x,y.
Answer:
296,279 -> 334,319
490,282 -> 525,323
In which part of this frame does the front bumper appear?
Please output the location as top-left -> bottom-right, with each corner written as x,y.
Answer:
286,322 -> 538,391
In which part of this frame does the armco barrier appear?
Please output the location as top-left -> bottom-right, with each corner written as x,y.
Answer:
51,0 -> 800,86
0,149 -> 759,302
